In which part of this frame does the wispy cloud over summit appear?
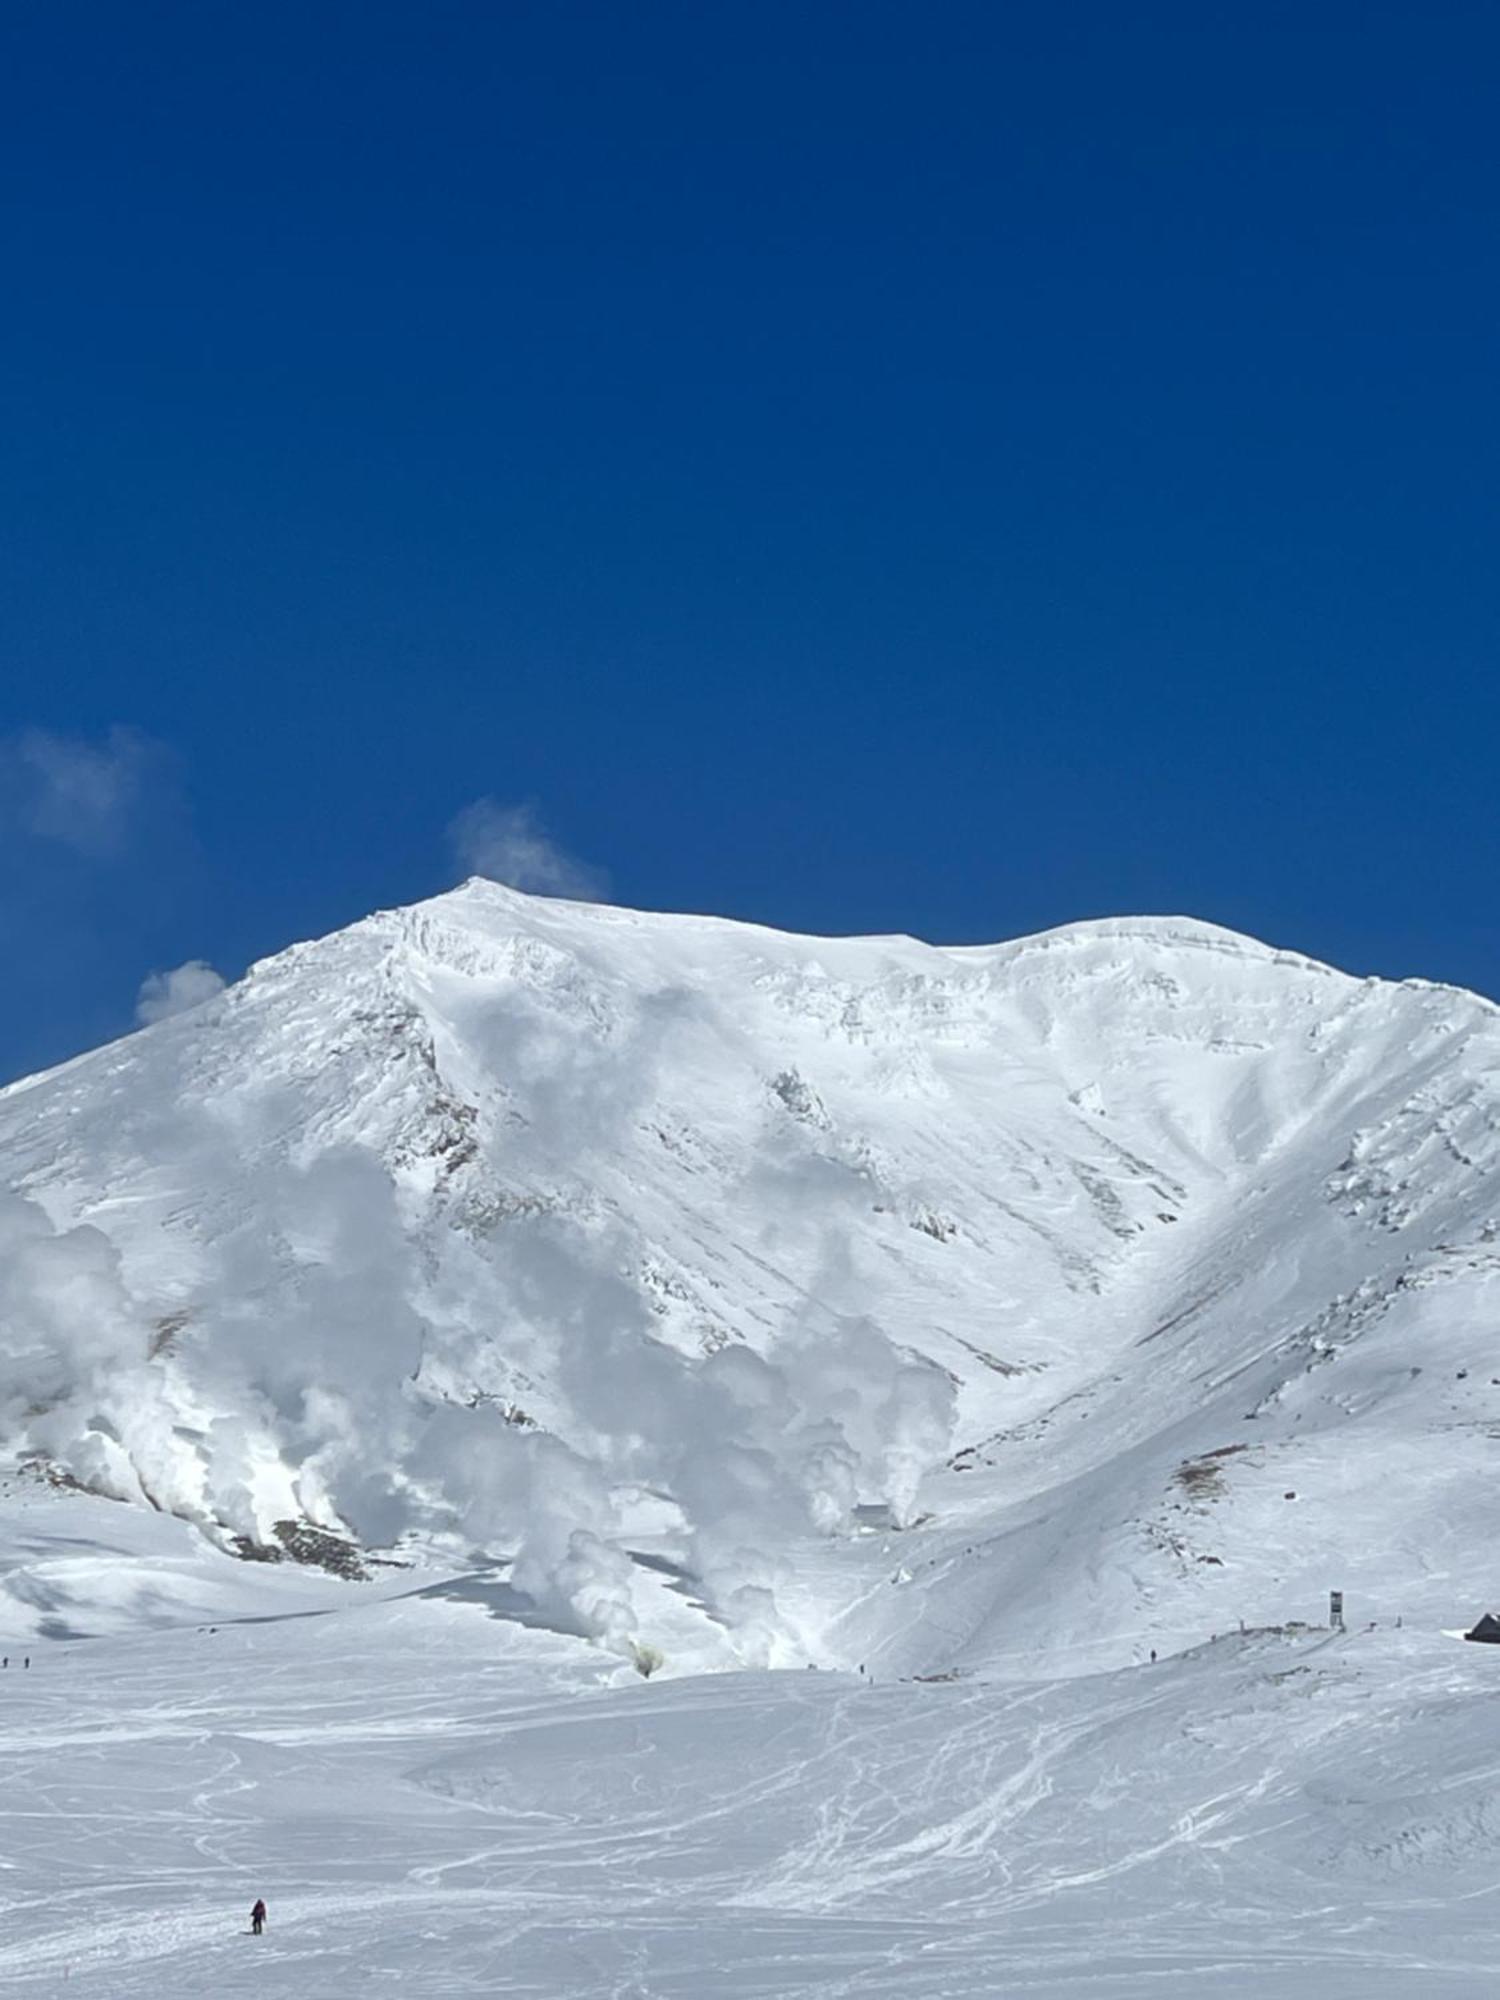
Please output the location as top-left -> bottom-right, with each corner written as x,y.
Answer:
448,799 -> 608,902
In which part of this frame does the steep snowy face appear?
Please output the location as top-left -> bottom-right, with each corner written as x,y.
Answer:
2,882 -> 1498,1666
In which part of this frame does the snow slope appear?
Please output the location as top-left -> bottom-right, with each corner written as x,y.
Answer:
1,1484 -> 1499,1998
2,881 -> 1499,1670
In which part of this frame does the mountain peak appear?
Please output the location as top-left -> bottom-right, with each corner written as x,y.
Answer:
2,883 -> 1498,1678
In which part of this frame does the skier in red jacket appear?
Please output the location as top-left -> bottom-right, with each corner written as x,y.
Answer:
251,1898 -> 267,1936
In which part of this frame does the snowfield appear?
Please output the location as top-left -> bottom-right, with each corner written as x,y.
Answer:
2,1487 -> 1498,1996
2,884 -> 1500,1991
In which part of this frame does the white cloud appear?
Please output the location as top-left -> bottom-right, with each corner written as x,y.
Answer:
135,960 -> 227,1026
2,726 -> 167,859
449,799 -> 607,901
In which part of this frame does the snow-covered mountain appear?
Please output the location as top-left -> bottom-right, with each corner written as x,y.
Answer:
6,883 -> 1500,1997
3,881 -> 1499,1671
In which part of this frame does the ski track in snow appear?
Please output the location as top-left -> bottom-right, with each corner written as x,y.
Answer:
2,1548 -> 1500,1997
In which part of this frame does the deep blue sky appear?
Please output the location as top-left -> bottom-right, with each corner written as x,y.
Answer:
2,2 -> 1497,1079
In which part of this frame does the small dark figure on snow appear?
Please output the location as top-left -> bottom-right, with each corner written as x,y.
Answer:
250,1898 -> 267,1936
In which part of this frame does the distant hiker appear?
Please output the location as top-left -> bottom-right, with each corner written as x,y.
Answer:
250,1898 -> 267,1936
1150,1649 -> 1156,1664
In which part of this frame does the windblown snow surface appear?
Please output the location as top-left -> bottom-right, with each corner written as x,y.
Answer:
2,881 -> 1500,1994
